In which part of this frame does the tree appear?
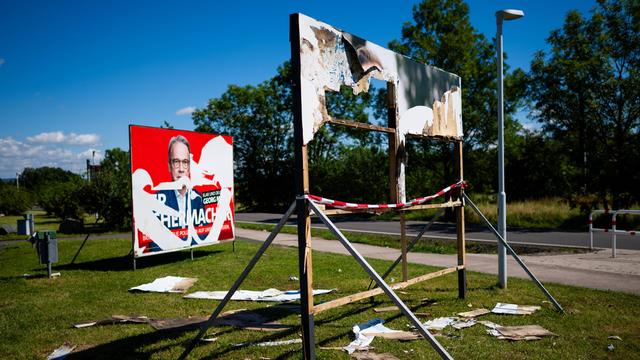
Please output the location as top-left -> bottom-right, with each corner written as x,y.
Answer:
81,148 -> 132,230
0,182 -> 33,215
385,0 -> 526,197
528,0 -> 640,208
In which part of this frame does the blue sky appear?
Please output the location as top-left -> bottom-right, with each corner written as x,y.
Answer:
0,0 -> 597,178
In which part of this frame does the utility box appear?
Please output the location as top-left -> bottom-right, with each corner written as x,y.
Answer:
32,231 -> 58,265
17,214 -> 35,235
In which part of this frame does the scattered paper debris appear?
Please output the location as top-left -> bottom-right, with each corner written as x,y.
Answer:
478,320 -> 500,330
24,272 -> 61,278
373,306 -> 399,313
344,318 -> 410,354
423,317 -> 456,331
457,308 -> 490,318
47,343 -> 75,359
129,276 -> 197,293
74,315 -> 149,328
234,338 -> 302,347
488,325 -> 556,341
184,288 -> 335,302
200,337 -> 218,343
73,309 -> 290,332
352,352 -> 401,360
608,335 -> 622,341
451,318 -> 476,330
414,312 -> 431,317
608,344 -> 615,351
289,276 -> 299,281
491,303 -> 541,315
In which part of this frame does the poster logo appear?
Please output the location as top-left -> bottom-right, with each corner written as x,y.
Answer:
130,125 -> 234,257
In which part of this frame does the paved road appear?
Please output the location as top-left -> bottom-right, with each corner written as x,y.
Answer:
236,212 -> 640,251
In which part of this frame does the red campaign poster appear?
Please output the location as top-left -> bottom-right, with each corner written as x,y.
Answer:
129,125 -> 234,257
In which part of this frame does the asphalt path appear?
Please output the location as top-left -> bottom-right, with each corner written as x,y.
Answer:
236,212 -> 640,250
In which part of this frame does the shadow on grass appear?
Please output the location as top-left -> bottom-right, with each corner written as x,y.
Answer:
66,308 -> 304,359
54,249 -> 224,272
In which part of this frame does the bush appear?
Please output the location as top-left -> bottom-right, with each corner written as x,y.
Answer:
0,183 -> 34,215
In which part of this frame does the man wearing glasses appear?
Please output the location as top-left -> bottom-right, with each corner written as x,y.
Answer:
155,135 -> 207,243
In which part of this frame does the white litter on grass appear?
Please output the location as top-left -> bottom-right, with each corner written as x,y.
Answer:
344,318 -> 405,354
423,317 -> 456,331
47,343 -> 75,359
491,303 -> 541,315
184,288 -> 335,302
234,338 -> 302,347
129,276 -> 197,293
451,318 -> 477,330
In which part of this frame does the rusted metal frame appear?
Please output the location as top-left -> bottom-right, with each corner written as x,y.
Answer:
315,265 -> 461,314
290,13 -> 316,359
179,201 -> 297,359
454,141 -> 466,299
326,117 -> 396,133
463,193 -> 564,313
368,208 -> 446,290
309,200 -> 453,360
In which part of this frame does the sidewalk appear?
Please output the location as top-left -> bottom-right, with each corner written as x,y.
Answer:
236,228 -> 640,296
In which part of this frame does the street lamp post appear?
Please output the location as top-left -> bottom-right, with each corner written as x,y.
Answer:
496,9 -> 524,289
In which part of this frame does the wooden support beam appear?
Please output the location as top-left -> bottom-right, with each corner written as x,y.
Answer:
454,140 -> 466,299
313,266 -> 463,314
327,118 -> 395,134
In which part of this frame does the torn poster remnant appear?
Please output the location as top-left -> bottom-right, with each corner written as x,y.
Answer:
295,13 -> 462,145
183,288 -> 335,302
487,325 -> 556,341
129,276 -> 197,293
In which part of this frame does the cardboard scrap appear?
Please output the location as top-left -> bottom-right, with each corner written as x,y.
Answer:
129,276 -> 197,293
73,309 -> 290,332
488,325 -> 556,341
184,288 -> 335,302
457,308 -> 490,318
47,342 -> 75,360
423,317 -> 456,331
351,352 -> 401,360
491,303 -> 541,315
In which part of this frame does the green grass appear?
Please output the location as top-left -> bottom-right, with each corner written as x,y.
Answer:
0,211 -> 116,241
237,222 -> 586,256
1,237 -> 638,359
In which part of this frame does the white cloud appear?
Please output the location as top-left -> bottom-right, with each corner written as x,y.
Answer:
0,137 -> 104,178
176,106 -> 196,116
26,131 -> 100,145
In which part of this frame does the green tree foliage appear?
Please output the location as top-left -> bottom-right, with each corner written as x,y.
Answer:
81,148 -> 132,230
0,182 -> 34,215
385,0 -> 527,197
528,0 -> 640,208
39,177 -> 85,219
18,167 -> 84,218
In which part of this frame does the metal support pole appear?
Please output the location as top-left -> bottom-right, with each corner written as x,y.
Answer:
368,209 -> 445,290
496,16 -> 508,289
463,193 -> 564,313
190,249 -> 194,261
179,201 -> 297,360
309,200 -> 453,360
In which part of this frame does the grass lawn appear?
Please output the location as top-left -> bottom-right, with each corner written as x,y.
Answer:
1,237 -> 638,359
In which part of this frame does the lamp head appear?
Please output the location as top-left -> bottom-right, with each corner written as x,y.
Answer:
496,9 -> 524,21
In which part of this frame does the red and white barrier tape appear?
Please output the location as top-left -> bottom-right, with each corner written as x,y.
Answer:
307,181 -> 465,211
